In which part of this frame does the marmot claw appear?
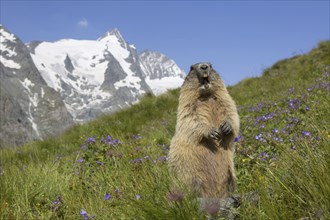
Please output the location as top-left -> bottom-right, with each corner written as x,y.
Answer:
209,128 -> 222,140
220,121 -> 233,135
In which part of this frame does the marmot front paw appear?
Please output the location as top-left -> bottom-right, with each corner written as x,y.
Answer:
209,121 -> 233,140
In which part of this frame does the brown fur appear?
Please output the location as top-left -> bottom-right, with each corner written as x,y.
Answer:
169,63 -> 239,198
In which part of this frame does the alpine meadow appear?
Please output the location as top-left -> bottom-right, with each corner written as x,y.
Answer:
0,41 -> 329,219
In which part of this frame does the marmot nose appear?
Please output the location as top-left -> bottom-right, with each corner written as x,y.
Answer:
200,64 -> 209,71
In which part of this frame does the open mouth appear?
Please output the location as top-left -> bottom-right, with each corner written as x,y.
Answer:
201,76 -> 210,89
202,76 -> 210,85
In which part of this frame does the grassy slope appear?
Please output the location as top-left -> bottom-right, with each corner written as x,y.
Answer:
0,41 -> 329,219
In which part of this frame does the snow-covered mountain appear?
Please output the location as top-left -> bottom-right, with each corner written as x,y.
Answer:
29,28 -> 151,121
139,50 -> 185,95
0,25 -> 185,146
29,28 -> 185,121
0,25 -> 74,147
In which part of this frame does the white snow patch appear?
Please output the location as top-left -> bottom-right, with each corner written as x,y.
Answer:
21,78 -> 35,93
0,57 -> 21,69
19,78 -> 40,137
41,87 -> 45,98
2,46 -> 17,57
129,44 -> 136,49
0,28 -> 17,43
146,76 -> 184,95
0,28 -> 21,69
31,39 -> 109,89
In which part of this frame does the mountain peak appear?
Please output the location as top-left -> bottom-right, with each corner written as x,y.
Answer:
97,28 -> 124,42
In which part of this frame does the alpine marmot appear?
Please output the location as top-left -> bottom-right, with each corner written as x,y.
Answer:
169,62 -> 240,198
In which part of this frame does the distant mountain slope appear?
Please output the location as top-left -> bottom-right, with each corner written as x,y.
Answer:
0,25 -> 74,147
228,41 -> 330,105
139,50 -> 185,95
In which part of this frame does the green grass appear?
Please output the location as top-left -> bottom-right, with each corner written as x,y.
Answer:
0,41 -> 329,219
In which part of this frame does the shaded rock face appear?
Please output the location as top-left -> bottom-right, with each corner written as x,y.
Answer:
0,25 -> 74,147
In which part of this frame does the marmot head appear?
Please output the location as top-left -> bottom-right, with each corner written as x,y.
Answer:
183,62 -> 223,93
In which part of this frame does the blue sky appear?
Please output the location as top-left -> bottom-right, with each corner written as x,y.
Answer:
1,1 -> 329,85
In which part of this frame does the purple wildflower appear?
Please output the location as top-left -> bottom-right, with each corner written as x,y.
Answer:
286,117 -> 300,128
53,199 -> 59,205
257,102 -> 264,109
320,82 -> 330,90
131,158 -> 143,164
105,193 -> 111,200
86,137 -> 96,144
255,112 -> 276,124
96,161 -> 103,165
161,143 -> 169,151
133,134 -> 142,140
261,152 -> 269,160
255,133 -> 263,141
80,209 -> 87,215
233,135 -> 241,142
314,136 -> 321,141
52,196 -> 62,208
81,144 -> 87,151
111,139 -> 121,145
302,130 -> 310,137
135,194 -> 141,200
288,99 -> 300,109
305,106 -> 310,111
80,209 -> 89,220
273,137 -> 283,142
76,158 -> 84,163
271,129 -> 279,133
102,135 -> 121,145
